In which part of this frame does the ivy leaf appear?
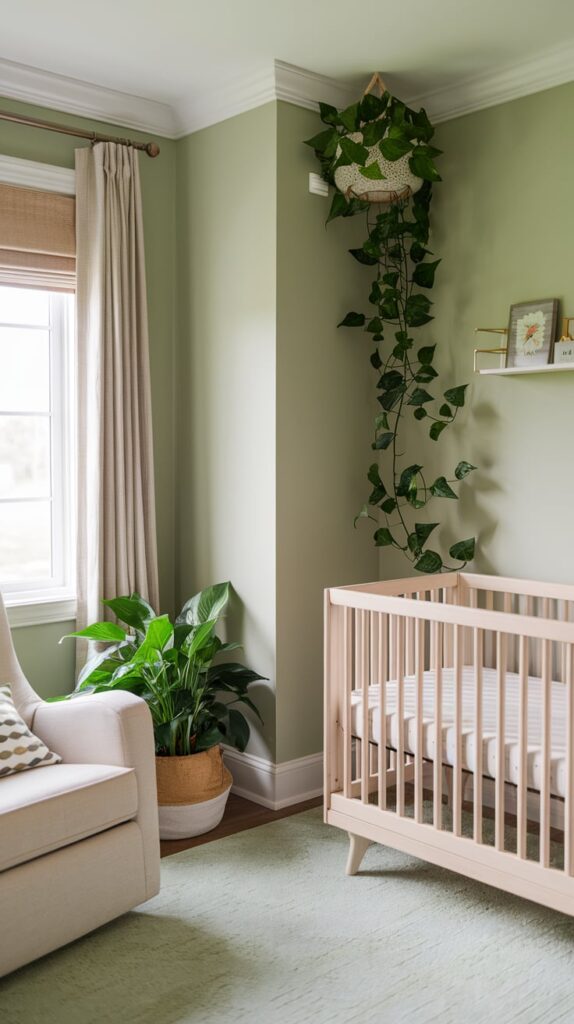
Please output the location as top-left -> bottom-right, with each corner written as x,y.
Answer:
378,386 -> 406,412
413,259 -> 441,289
443,385 -> 468,407
367,317 -> 383,333
439,403 -> 452,418
360,161 -> 386,180
375,413 -> 389,431
340,136 -> 369,166
407,533 -> 421,556
348,247 -> 378,266
353,504 -> 370,528
369,484 -> 387,504
410,242 -> 430,264
339,103 -> 360,132
429,421 -> 448,441
380,137 -> 412,161
449,537 -> 476,562
304,128 -> 338,153
430,476 -> 458,499
405,293 -> 433,327
319,102 -> 340,126
378,369 -> 404,392
381,498 -> 396,514
370,349 -> 383,370
338,311 -> 365,328
414,550 -> 443,573
415,522 -> 439,548
362,120 -> 387,147
367,463 -> 382,487
409,150 -> 442,181
417,345 -> 436,365
374,528 -> 395,547
359,93 -> 386,122
415,366 -> 438,383
414,408 -> 427,420
383,271 -> 399,287
408,388 -> 433,406
326,192 -> 349,223
455,461 -> 477,480
373,431 -> 394,450
396,464 -> 422,498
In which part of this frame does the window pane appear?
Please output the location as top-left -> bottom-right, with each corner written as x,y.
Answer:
0,501 -> 52,582
0,416 -> 50,499
0,286 -> 50,326
0,327 -> 50,412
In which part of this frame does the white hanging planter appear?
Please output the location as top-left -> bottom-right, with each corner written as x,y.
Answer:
334,131 -> 423,204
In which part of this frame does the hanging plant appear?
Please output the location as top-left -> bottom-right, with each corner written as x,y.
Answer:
304,76 -> 476,574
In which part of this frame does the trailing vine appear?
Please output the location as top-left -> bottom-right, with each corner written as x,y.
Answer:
304,88 -> 476,574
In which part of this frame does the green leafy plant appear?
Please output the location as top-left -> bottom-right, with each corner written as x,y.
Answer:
61,583 -> 264,756
305,90 -> 476,573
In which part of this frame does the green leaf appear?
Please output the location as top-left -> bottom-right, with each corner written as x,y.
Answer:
409,150 -> 442,181
415,522 -> 439,547
381,498 -> 396,514
367,317 -> 383,333
319,102 -> 340,126
349,247 -> 378,266
415,366 -> 438,383
370,349 -> 383,370
383,271 -> 399,287
444,385 -> 468,408
449,537 -> 476,563
337,311 -> 365,328
417,345 -> 436,365
378,369 -> 404,392
102,594 -> 155,630
414,408 -> 427,420
378,386 -> 406,412
339,102 -> 360,132
407,533 -> 421,556
410,242 -> 430,264
304,128 -> 338,153
379,137 -> 412,161
374,528 -> 395,547
405,293 -> 433,327
396,464 -> 422,498
373,431 -> 394,450
430,476 -> 458,499
181,619 -> 217,660
408,388 -> 433,407
414,550 -> 443,573
225,708 -> 251,753
374,413 -> 389,432
354,503 -> 371,527
177,582 -> 230,626
413,259 -> 441,288
439,403 -> 452,418
368,484 -> 386,504
429,420 -> 448,441
339,136 -> 368,166
61,622 -> 127,644
362,119 -> 387,147
455,461 -> 477,480
326,192 -> 349,223
360,161 -> 386,180
367,464 -> 382,487
359,93 -> 386,122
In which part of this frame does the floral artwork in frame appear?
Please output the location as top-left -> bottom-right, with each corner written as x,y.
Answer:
506,299 -> 558,368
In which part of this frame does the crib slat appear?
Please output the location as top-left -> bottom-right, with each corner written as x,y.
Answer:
566,643 -> 574,876
433,620 -> 443,830
396,616 -> 405,817
342,607 -> 352,798
359,610 -> 370,805
540,635 -> 552,868
378,613 -> 388,811
495,632 -> 506,852
406,596 -> 414,677
473,627 -> 483,844
517,634 -> 529,861
453,624 -> 463,837
415,617 -> 424,823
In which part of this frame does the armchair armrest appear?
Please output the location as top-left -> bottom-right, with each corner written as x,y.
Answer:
32,692 -> 160,898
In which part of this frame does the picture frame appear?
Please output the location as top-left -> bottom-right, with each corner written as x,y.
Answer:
505,298 -> 558,369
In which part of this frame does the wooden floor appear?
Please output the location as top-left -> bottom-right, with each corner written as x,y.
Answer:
160,793 -> 322,858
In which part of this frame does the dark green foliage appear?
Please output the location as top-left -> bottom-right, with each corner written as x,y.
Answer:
305,90 -> 477,571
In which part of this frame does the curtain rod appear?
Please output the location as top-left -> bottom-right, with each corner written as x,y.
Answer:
0,108 -> 160,157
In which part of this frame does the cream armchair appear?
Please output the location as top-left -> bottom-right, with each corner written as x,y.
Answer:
0,594 -> 160,977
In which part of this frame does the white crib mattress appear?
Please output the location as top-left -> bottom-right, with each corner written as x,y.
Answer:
351,667 -> 570,799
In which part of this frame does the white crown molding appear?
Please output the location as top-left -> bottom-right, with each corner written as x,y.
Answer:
172,64 -> 277,137
405,38 -> 574,124
0,153 -> 75,194
274,61 -> 356,115
0,56 -> 177,139
223,747 -> 323,810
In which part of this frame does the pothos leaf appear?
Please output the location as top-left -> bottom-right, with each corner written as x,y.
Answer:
449,537 -> 475,562
374,527 -> 395,547
429,420 -> 448,441
414,550 -> 443,573
455,461 -> 477,480
338,311 -> 365,328
444,385 -> 468,407
430,476 -> 458,499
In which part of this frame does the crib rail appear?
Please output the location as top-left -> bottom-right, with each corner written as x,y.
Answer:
324,572 -> 574,898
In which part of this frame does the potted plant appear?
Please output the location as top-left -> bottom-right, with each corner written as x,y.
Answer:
62,582 -> 264,839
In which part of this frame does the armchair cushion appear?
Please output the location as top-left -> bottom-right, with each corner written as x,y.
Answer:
0,762 -> 137,871
0,684 -> 60,778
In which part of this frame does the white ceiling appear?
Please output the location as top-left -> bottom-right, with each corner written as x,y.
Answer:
1,0 -> 574,136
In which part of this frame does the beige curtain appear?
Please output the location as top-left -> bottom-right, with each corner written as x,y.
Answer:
75,142 -> 159,631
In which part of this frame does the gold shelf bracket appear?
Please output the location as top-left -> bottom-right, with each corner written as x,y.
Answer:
473,327 -> 508,372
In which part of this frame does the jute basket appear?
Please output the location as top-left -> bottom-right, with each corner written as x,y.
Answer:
155,745 -> 232,807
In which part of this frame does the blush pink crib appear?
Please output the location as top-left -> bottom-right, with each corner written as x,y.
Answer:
324,572 -> 574,916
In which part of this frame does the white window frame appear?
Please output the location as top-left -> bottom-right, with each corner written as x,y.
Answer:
0,154 -> 77,627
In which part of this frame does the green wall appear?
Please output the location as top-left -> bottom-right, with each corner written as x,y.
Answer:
0,97 -> 177,696
377,80 -> 574,584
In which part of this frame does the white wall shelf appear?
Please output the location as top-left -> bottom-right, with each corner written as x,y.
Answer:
476,363 -> 574,377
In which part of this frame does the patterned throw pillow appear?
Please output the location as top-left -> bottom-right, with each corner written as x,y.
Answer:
0,684 -> 61,777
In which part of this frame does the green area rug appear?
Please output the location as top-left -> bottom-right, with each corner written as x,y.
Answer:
2,808 -> 574,1024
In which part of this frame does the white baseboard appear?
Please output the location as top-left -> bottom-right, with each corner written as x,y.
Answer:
222,748 -> 323,811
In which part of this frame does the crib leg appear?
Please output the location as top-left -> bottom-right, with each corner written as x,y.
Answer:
346,833 -> 372,876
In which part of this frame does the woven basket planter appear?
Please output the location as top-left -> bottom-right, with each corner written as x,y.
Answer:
334,131 -> 423,204
156,745 -> 232,840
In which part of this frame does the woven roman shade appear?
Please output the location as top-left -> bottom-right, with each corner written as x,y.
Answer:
0,182 -> 75,292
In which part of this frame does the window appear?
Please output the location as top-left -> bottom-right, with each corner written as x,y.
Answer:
0,285 -> 75,615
